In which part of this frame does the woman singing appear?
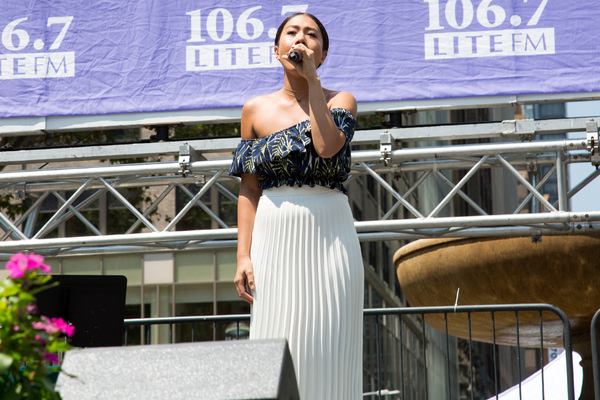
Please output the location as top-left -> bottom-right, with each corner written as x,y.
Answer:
229,13 -> 364,399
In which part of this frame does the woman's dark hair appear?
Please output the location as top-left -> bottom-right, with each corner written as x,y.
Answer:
274,13 -> 329,52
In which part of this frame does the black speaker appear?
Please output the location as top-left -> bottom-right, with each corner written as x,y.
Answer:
35,275 -> 127,347
56,339 -> 299,400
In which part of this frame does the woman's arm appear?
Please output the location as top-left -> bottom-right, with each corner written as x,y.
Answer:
234,100 -> 262,304
307,80 -> 357,158
289,44 -> 357,158
235,173 -> 261,304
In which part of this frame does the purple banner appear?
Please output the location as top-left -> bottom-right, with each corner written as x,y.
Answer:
0,0 -> 599,118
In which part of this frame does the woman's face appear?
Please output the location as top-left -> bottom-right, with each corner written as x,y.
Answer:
275,14 -> 327,68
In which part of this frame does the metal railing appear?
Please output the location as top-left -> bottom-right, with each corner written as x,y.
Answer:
591,308 -> 600,400
365,304 -> 574,400
124,314 -> 250,344
124,304 -> 575,400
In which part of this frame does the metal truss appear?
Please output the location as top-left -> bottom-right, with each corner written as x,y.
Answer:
0,116 -> 599,256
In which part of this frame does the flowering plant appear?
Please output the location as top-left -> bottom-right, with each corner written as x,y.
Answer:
0,253 -> 74,399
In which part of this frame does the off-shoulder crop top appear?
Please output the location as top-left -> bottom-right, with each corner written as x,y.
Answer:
228,108 -> 356,193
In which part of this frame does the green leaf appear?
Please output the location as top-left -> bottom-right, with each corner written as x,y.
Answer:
36,275 -> 52,285
1,382 -> 22,400
40,375 -> 58,392
29,281 -> 59,296
47,341 -> 71,353
0,353 -> 14,374
0,285 -> 19,297
0,353 -> 13,373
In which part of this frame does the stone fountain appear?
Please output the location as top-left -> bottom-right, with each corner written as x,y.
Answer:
394,233 -> 600,399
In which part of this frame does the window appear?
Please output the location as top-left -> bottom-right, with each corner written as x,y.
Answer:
28,187 -> 148,238
382,244 -> 390,287
380,180 -> 388,213
369,242 -> 378,273
367,175 -> 376,198
175,181 -> 239,231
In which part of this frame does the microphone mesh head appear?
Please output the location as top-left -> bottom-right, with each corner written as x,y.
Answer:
289,51 -> 302,62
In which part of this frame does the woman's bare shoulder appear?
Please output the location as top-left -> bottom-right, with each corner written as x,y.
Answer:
241,96 -> 264,140
243,93 -> 271,113
325,89 -> 357,118
241,93 -> 281,139
243,93 -> 280,119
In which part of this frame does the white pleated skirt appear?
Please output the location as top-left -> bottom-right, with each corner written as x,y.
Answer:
250,185 -> 364,400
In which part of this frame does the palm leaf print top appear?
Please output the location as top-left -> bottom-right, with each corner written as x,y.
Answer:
229,108 -> 356,194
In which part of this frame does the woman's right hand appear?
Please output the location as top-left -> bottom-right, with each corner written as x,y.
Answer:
234,257 -> 255,304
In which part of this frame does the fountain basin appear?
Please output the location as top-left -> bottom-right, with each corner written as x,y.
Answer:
393,234 -> 600,347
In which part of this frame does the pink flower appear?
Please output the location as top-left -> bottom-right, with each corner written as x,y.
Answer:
43,352 -> 59,364
34,334 -> 46,344
6,252 -> 51,278
6,253 -> 28,278
13,325 -> 20,331
51,318 -> 75,337
32,320 -> 57,334
32,317 -> 75,337
27,253 -> 50,273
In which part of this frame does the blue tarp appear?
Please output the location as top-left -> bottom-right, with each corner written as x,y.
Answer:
1,0 -> 599,118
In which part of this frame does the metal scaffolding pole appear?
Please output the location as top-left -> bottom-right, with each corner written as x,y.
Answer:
1,116 -> 599,255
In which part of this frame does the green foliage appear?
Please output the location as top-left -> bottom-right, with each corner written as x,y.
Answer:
0,194 -> 24,222
0,129 -> 140,150
172,123 -> 240,139
356,113 -> 384,129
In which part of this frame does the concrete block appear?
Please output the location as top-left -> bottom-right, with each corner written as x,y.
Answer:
56,339 -> 299,400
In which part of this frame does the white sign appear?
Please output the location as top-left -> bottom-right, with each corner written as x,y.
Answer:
425,28 -> 554,59
0,16 -> 74,80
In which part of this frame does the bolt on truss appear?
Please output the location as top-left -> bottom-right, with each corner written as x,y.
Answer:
0,116 -> 599,256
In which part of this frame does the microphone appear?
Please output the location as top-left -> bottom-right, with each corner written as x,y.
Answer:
288,50 -> 302,62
